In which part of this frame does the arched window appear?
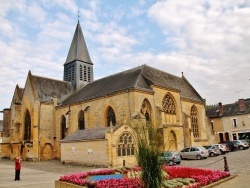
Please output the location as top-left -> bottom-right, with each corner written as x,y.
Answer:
141,99 -> 152,122
61,115 -> 67,139
78,110 -> 85,130
117,132 -> 135,157
162,94 -> 176,114
106,107 -> 116,126
191,105 -> 199,138
24,110 -> 31,141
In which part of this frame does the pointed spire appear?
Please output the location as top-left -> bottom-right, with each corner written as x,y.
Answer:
65,22 -> 93,65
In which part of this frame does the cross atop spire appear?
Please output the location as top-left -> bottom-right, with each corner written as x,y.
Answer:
78,10 -> 80,22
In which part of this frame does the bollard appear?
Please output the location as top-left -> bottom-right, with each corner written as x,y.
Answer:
87,180 -> 96,188
223,156 -> 229,172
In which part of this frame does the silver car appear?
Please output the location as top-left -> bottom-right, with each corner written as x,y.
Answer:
159,151 -> 181,165
232,140 -> 249,150
203,145 -> 221,157
180,146 -> 209,160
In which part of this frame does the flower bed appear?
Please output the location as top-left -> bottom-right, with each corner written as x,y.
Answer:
58,166 -> 230,188
162,165 -> 230,187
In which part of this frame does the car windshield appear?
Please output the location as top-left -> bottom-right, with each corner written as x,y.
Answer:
203,146 -> 212,149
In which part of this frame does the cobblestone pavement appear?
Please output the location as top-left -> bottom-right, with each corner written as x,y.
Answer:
180,148 -> 250,175
0,157 -> 98,175
0,148 -> 249,187
1,148 -> 249,175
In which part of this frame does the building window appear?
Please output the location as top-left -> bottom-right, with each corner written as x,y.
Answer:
117,132 -> 135,157
88,67 -> 91,82
84,66 -> 87,81
232,118 -> 237,127
79,65 -> 83,81
191,105 -> 199,138
78,110 -> 85,130
162,94 -> 176,114
106,106 -> 116,126
24,110 -> 31,141
61,115 -> 67,139
211,121 -> 214,130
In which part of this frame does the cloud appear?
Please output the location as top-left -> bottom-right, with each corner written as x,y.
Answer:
147,0 -> 250,104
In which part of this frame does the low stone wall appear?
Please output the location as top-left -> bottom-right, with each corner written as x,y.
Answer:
55,180 -> 87,188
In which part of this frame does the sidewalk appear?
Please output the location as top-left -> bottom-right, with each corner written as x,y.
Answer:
0,163 -> 62,188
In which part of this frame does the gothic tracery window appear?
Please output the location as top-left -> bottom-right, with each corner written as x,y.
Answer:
162,94 -> 176,114
24,110 -> 31,141
106,107 -> 116,126
191,105 -> 199,138
117,132 -> 135,157
78,110 -> 85,130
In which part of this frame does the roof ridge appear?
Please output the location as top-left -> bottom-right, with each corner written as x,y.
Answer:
32,74 -> 70,83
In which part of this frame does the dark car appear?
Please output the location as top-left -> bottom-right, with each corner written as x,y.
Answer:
218,140 -> 237,151
159,151 -> 181,165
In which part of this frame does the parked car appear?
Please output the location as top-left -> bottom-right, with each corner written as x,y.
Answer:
179,146 -> 209,160
211,144 -> 229,154
159,151 -> 181,165
232,140 -> 249,150
218,140 -> 237,151
203,145 -> 221,157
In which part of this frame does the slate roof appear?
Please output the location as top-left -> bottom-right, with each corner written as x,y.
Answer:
64,21 -> 93,65
16,85 -> 24,101
61,65 -> 204,106
61,126 -> 119,142
12,85 -> 24,104
206,99 -> 250,118
32,74 -> 73,103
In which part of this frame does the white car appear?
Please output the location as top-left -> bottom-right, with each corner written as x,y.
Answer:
180,146 -> 209,160
211,144 -> 229,154
232,140 -> 249,150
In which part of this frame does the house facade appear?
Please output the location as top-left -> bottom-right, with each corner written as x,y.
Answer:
1,21 -> 211,167
206,99 -> 250,143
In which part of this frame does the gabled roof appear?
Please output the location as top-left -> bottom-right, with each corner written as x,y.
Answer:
64,21 -> 92,65
12,85 -> 24,104
31,74 -> 73,103
61,126 -> 119,142
206,99 -> 250,118
61,65 -> 204,106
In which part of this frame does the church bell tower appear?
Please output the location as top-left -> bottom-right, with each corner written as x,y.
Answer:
64,21 -> 93,90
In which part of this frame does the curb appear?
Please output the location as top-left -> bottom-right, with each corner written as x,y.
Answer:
203,175 -> 237,188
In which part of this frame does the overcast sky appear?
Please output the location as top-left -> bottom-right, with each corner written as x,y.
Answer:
1,0 -> 250,120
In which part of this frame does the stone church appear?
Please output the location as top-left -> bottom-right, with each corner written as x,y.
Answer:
1,21 -> 212,167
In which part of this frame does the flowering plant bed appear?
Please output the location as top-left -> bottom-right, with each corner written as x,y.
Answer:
162,166 -> 230,187
58,166 -> 230,188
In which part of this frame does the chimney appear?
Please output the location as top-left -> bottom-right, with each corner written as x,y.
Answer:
218,102 -> 223,115
239,99 -> 246,111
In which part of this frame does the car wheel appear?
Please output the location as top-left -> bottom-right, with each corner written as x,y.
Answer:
210,152 -> 215,157
196,155 -> 202,160
176,161 -> 181,165
220,150 -> 225,155
239,146 -> 244,150
168,161 -> 174,166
